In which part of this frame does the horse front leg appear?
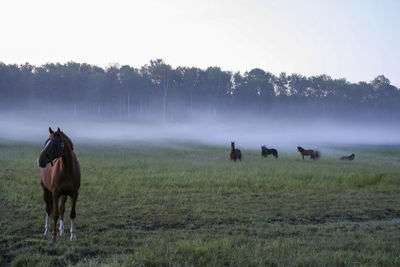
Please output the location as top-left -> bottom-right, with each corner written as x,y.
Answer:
59,195 -> 67,236
51,192 -> 60,241
69,193 -> 79,240
42,188 -> 52,235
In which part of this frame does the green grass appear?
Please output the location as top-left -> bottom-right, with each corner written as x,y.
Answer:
1,141 -> 400,266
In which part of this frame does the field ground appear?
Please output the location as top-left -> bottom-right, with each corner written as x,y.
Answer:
1,141 -> 400,266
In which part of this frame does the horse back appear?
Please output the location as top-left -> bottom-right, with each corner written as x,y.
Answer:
236,149 -> 241,158
230,149 -> 241,160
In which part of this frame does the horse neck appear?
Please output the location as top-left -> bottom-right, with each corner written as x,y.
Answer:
60,141 -> 74,172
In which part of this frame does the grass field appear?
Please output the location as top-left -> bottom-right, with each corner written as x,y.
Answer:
1,140 -> 400,266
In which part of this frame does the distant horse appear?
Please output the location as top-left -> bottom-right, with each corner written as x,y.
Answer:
38,127 -> 81,241
340,153 -> 355,160
230,142 -> 242,161
261,146 -> 278,158
297,146 -> 320,160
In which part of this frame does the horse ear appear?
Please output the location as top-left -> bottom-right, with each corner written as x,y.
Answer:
56,128 -> 61,134
49,127 -> 54,134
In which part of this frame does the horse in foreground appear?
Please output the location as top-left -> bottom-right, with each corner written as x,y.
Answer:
261,146 -> 278,158
297,146 -> 320,160
38,127 -> 80,241
340,153 -> 355,160
230,142 -> 242,161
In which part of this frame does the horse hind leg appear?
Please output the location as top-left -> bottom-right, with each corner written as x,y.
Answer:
51,192 -> 60,241
59,195 -> 67,236
69,193 -> 79,240
43,188 -> 52,235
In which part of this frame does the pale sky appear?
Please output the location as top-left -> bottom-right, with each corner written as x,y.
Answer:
1,0 -> 399,86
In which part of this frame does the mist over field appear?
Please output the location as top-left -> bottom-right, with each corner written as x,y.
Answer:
1,109 -> 399,153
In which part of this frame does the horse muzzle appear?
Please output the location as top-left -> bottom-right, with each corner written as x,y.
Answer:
38,157 -> 53,168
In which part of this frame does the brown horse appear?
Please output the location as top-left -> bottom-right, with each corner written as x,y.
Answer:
340,153 -> 355,160
38,127 -> 81,241
297,146 -> 320,160
230,142 -> 242,161
261,146 -> 278,158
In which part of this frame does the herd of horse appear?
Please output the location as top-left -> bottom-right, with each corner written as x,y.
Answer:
230,142 -> 355,162
37,128 -> 355,242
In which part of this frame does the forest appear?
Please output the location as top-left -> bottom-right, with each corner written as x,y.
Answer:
1,59 -> 399,123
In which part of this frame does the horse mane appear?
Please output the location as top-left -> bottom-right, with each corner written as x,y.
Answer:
61,131 -> 74,151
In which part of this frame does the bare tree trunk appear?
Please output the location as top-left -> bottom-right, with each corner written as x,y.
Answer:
97,104 -> 101,120
162,88 -> 167,122
162,82 -> 169,122
127,91 -> 131,120
140,99 -> 143,119
190,92 -> 193,121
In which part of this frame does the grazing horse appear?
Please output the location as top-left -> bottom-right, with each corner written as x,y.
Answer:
297,146 -> 320,160
230,142 -> 242,161
340,153 -> 355,160
261,146 -> 278,158
38,127 -> 81,241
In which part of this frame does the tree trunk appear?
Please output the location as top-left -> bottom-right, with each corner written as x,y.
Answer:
140,100 -> 143,117
97,104 -> 101,120
162,82 -> 169,122
127,91 -> 131,120
190,92 -> 193,120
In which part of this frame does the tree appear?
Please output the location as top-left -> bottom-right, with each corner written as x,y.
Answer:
176,66 -> 202,119
143,59 -> 175,122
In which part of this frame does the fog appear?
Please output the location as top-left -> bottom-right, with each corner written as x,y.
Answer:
1,110 -> 399,154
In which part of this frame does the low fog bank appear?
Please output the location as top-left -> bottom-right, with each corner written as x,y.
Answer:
1,111 -> 399,154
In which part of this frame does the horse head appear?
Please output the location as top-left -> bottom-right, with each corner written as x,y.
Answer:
38,127 -> 65,168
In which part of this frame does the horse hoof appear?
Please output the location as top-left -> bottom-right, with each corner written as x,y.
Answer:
44,228 -> 51,235
70,234 -> 76,241
52,236 -> 56,242
59,220 -> 65,235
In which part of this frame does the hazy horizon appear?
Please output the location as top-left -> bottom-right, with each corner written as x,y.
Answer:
1,110 -> 399,153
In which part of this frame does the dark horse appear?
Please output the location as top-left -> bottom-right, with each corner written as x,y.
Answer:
297,146 -> 320,160
340,153 -> 355,160
261,146 -> 278,158
38,127 -> 81,241
230,142 -> 242,161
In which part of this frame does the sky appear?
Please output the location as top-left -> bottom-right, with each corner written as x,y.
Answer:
0,0 -> 399,86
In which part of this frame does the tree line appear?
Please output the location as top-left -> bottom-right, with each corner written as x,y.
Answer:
1,59 -> 399,122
